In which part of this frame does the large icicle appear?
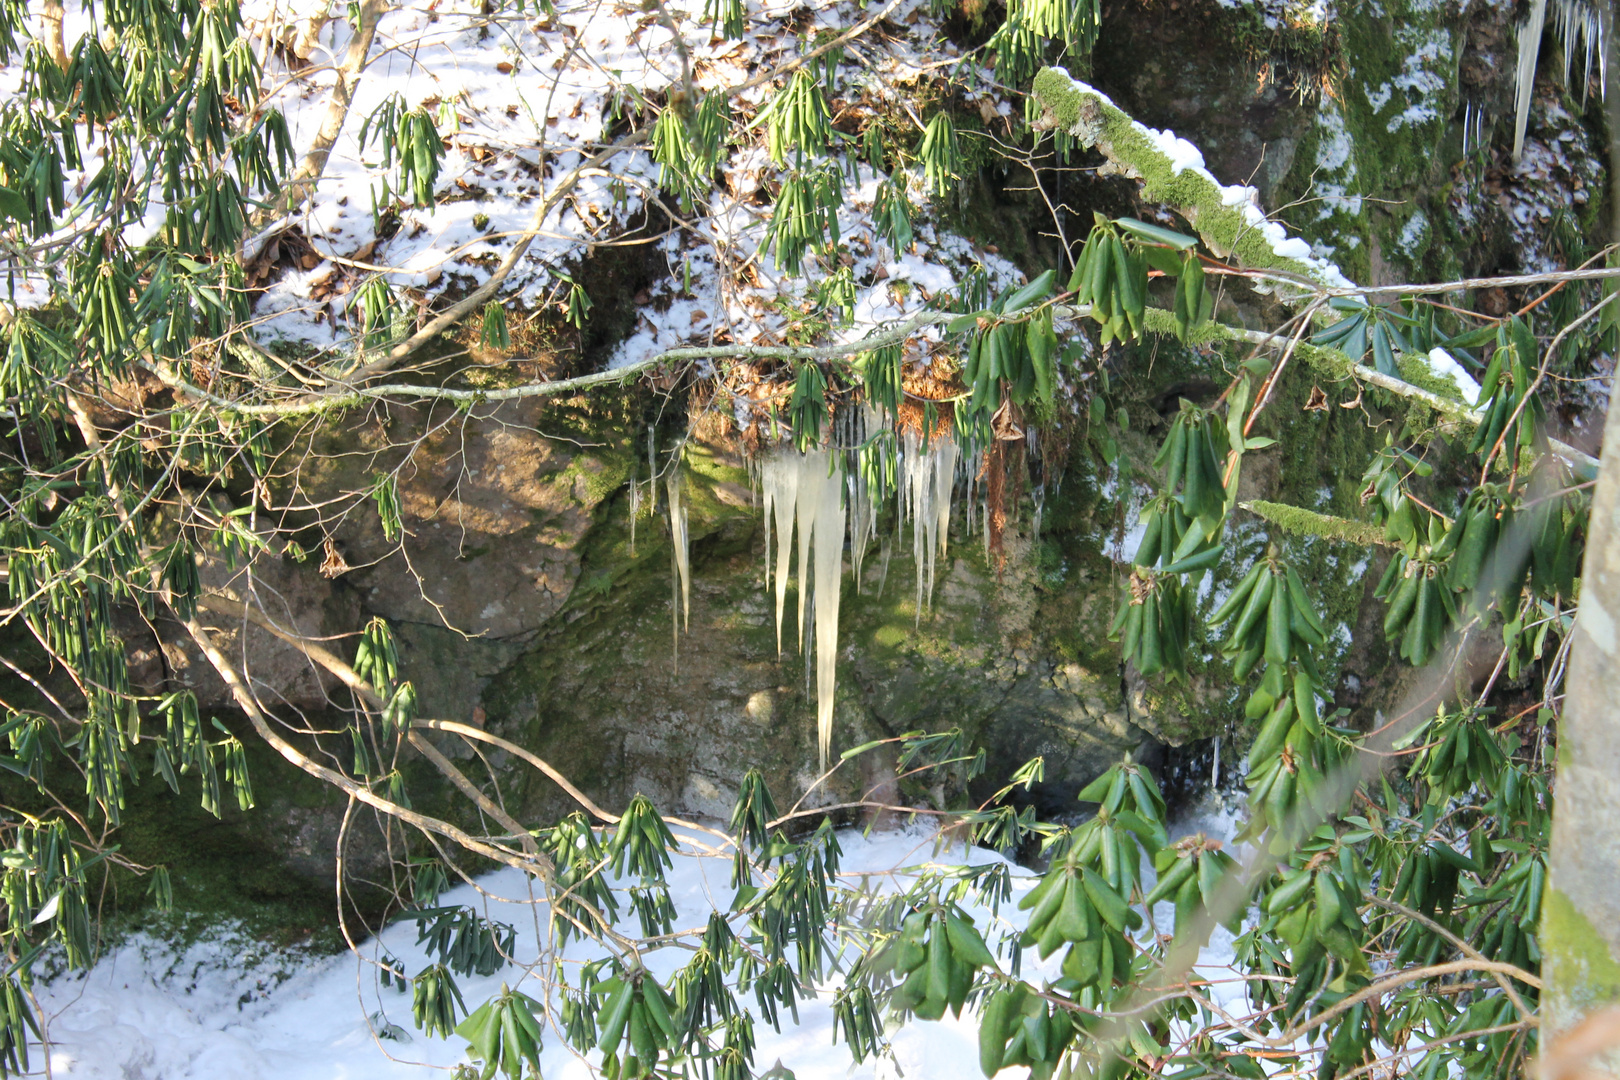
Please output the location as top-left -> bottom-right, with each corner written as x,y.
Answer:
761,455 -> 800,654
793,457 -> 824,653
758,447 -> 847,766
811,453 -> 846,768
929,439 -> 957,600
900,432 -> 958,620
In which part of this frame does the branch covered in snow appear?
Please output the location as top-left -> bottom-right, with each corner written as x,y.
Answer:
1030,66 -> 1354,295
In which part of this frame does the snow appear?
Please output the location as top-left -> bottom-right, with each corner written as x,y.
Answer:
1360,28 -> 1452,135
1210,0 -> 1328,30
1396,208 -> 1429,256
0,0 -> 1033,356
33,816 -> 1251,1079
1219,183 -> 1259,208
1309,105 -> 1363,227
1144,127 -> 1208,176
1426,347 -> 1483,404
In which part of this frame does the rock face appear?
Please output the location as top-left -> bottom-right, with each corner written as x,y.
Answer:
108,0 -> 1607,906
283,397 -> 628,640
469,442 -> 1162,826
117,542 -> 359,712
123,347 -> 1399,901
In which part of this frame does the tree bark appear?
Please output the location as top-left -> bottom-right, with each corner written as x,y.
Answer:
39,0 -> 67,70
1542,18 -> 1620,1077
1545,385 -> 1620,1059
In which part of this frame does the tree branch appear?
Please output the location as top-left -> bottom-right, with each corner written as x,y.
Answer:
1364,893 -> 1539,1018
139,307 -> 955,417
178,604 -> 553,880
249,0 -> 390,257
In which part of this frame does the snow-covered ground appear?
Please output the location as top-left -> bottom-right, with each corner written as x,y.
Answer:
239,0 -> 1032,359
32,804 -> 1250,1079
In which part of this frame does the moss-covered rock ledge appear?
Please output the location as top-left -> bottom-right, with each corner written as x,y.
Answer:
1030,66 -> 1351,296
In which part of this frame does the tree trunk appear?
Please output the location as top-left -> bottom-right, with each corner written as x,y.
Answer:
1545,373 -> 1620,1067
247,0 -> 390,258
1542,16 -> 1620,1077
39,0 -> 67,70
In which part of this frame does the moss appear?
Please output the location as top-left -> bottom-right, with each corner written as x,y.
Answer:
1140,305 -> 1227,346
93,729 -> 350,956
1243,500 -> 1387,547
556,448 -> 633,505
1031,68 -> 1336,291
1268,0 -> 1471,284
1396,352 -> 1467,402
1543,887 -> 1620,1015
873,624 -> 908,648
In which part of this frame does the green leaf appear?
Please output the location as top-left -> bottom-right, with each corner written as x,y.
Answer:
840,738 -> 889,760
1113,217 -> 1198,249
998,269 -> 1057,314
0,185 -> 29,222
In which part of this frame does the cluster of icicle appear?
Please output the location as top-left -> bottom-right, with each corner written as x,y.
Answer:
654,415 -> 1020,767
757,428 -> 961,768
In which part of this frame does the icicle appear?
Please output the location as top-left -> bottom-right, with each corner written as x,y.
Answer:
1512,0 -> 1548,161
794,456 -> 824,654
876,534 -> 892,599
762,454 -> 800,654
957,437 -> 979,543
812,453 -> 845,769
927,439 -> 956,607
847,407 -> 880,592
760,457 -> 772,592
629,477 -> 642,557
757,446 -> 847,767
848,466 -> 876,593
901,431 -> 927,621
899,432 -> 958,622
804,573 -> 815,700
647,425 -> 658,514
668,466 -> 689,671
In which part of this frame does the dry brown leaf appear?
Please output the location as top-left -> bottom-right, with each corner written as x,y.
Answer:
319,536 -> 350,579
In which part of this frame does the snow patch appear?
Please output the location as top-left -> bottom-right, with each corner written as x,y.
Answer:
1426,347 -> 1483,404
32,822 -> 1250,1079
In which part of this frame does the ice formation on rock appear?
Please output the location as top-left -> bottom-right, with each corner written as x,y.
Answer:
760,449 -> 847,766
899,431 -> 958,622
810,459 -> 846,767
761,454 -> 801,656
751,429 -> 971,765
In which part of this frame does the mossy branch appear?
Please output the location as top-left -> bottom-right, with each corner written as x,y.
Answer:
1027,67 -> 1596,475
1225,324 -> 1596,474
1240,500 -> 1391,548
1030,67 -> 1341,294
